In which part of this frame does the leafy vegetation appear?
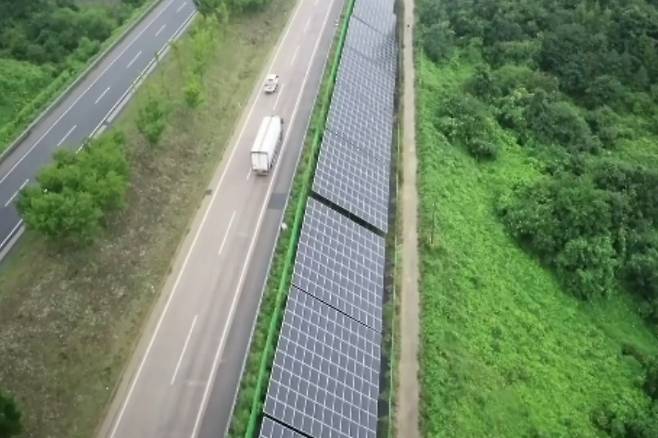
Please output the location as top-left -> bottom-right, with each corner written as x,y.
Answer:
18,131 -> 129,246
416,0 -> 658,436
0,0 -> 294,435
0,391 -> 21,438
0,0 -> 151,148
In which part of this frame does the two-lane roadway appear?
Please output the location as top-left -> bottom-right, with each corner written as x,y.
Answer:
0,0 -> 196,253
98,0 -> 344,436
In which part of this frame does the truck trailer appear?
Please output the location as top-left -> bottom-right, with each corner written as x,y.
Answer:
250,116 -> 283,175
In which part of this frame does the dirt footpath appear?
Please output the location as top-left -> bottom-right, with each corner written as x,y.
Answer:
396,0 -> 421,436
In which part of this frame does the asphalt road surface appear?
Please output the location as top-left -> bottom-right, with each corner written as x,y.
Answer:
98,0 -> 344,436
0,0 -> 196,254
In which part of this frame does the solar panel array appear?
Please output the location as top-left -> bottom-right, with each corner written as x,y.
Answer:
264,287 -> 381,438
293,198 -> 385,331
260,0 -> 397,435
312,0 -> 397,233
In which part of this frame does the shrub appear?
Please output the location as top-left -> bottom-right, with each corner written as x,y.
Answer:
556,235 -> 618,299
18,131 -> 129,246
423,21 -> 455,63
0,391 -> 21,437
525,91 -> 600,152
136,90 -> 169,145
467,136 -> 498,160
435,93 -> 498,160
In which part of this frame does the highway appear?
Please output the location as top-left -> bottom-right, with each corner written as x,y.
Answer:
0,0 -> 196,254
98,0 -> 344,436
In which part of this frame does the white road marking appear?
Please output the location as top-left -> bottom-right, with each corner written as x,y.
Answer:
155,23 -> 167,37
246,169 -> 252,181
218,211 -> 237,256
303,17 -> 311,33
94,87 -> 111,104
290,45 -> 300,66
189,0 -> 338,434
56,125 -> 77,147
170,315 -> 198,385
4,179 -> 29,207
126,50 -> 142,69
0,220 -> 23,250
273,84 -> 284,110
176,1 -> 187,13
0,0 -> 178,188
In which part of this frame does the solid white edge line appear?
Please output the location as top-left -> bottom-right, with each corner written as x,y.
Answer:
0,0 -> 178,188
170,314 -> 198,385
189,0 -> 338,434
56,124 -> 77,147
218,211 -> 237,256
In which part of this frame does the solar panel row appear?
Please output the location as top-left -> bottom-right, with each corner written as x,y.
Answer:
312,0 -> 397,233
260,0 -> 397,435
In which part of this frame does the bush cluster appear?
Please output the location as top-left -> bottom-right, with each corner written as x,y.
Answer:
18,131 -> 129,246
498,161 -> 658,310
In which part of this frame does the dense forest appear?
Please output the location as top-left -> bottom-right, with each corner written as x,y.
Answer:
0,0 -> 148,145
417,0 -> 658,436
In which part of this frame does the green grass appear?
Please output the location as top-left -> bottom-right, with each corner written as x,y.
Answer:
0,1 -> 294,436
417,54 -> 658,437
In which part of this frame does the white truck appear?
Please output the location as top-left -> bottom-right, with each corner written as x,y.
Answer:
250,116 -> 283,175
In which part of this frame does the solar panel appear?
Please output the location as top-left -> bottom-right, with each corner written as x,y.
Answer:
353,0 -> 397,36
327,82 -> 392,156
259,417 -> 306,438
313,131 -> 390,233
345,17 -> 396,73
293,198 -> 386,327
264,287 -> 381,438
338,46 -> 395,99
332,68 -> 394,125
325,65 -> 394,158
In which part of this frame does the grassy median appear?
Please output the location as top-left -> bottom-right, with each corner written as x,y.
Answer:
0,1 -> 295,436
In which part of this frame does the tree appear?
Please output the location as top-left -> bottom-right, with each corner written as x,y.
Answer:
0,391 -> 21,438
136,90 -> 169,145
17,132 -> 129,246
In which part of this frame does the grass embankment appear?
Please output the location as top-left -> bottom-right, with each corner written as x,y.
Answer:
0,1 -> 294,436
0,0 -> 158,153
417,55 -> 658,436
